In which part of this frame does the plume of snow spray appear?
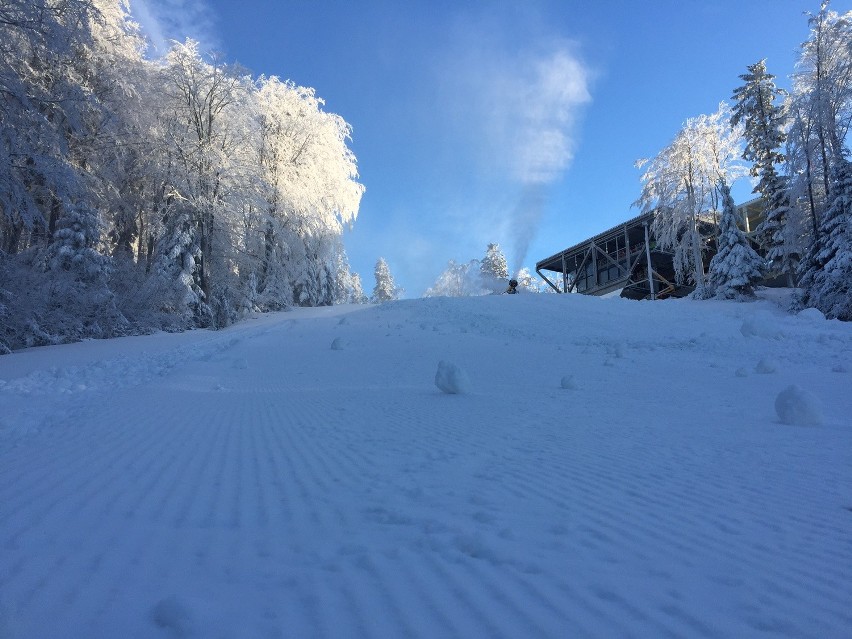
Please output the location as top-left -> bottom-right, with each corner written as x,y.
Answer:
509,184 -> 546,277
503,47 -> 591,274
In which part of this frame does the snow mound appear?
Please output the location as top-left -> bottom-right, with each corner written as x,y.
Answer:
740,312 -> 784,339
435,360 -> 470,394
775,385 -> 824,426
331,337 -> 345,351
797,307 -> 826,322
755,358 -> 778,374
560,375 -> 576,390
151,596 -> 194,635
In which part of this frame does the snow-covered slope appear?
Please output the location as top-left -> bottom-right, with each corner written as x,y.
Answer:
1,293 -> 851,638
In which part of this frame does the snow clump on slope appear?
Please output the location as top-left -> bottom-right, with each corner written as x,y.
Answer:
775,385 -> 824,426
435,361 -> 470,394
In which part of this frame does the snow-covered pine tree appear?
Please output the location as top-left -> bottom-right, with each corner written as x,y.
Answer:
708,181 -> 765,299
372,257 -> 401,303
480,243 -> 508,279
731,60 -> 794,283
798,157 -> 852,319
154,203 -> 206,323
479,243 -> 509,294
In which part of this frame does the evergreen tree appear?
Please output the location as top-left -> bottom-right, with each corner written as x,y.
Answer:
480,243 -> 509,279
798,157 -> 852,319
479,243 -> 508,294
372,258 -> 401,303
708,182 -> 765,299
731,60 -> 794,282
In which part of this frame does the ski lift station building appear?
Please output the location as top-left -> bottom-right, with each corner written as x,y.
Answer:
535,199 -> 766,300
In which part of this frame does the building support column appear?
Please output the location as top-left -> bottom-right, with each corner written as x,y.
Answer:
644,222 -> 656,301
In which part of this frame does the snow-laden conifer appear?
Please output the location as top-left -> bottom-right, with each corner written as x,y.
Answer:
479,243 -> 509,294
372,258 -> 401,303
731,60 -> 795,282
708,182 -> 765,299
481,243 -> 508,279
798,157 -> 852,320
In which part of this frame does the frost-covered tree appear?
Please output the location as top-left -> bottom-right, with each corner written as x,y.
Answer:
154,41 -> 253,325
731,60 -> 795,282
787,1 -> 852,240
0,1 -> 366,350
481,243 -> 508,279
424,259 -> 487,297
515,267 -> 552,293
0,0 -> 95,254
249,76 -> 364,310
797,157 -> 852,319
332,250 -> 367,304
372,258 -> 401,303
479,243 -> 509,294
635,103 -> 746,294
708,182 -> 765,298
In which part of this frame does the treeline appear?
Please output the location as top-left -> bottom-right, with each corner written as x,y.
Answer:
636,2 -> 851,318
0,0 -> 365,353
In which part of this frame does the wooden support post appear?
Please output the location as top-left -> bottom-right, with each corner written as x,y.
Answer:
644,221 -> 656,300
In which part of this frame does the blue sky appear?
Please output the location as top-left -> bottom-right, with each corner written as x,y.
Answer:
131,0 -> 850,297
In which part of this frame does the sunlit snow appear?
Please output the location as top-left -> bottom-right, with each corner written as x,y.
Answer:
1,291 -> 851,637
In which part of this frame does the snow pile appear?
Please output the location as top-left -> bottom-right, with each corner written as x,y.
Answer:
740,311 -> 784,339
797,307 -> 826,322
775,385 -> 824,426
560,375 -> 577,389
755,357 -> 778,374
435,360 -> 470,394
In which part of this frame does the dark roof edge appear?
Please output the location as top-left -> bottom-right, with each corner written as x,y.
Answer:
536,210 -> 654,267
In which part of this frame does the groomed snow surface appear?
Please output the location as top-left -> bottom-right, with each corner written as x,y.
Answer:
1,292 -> 851,638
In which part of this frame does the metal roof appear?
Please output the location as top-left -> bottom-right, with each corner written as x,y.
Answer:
536,211 -> 654,271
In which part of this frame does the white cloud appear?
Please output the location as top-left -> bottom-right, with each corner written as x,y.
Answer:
130,0 -> 220,56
